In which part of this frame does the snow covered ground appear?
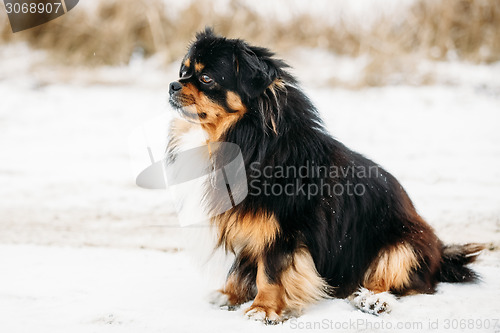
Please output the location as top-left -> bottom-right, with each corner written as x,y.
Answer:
0,245 -> 499,333
1,41 -> 499,332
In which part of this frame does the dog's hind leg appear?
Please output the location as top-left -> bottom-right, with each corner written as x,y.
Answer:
349,241 -> 420,315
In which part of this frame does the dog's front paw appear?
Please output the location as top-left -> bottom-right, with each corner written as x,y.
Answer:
208,290 -> 239,311
349,288 -> 394,315
245,305 -> 286,325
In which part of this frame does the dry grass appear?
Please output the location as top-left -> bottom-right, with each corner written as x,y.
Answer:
0,0 -> 499,85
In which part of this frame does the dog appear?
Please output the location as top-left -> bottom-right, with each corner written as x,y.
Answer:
166,28 -> 484,324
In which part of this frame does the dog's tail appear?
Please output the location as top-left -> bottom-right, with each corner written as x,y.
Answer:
436,243 -> 485,283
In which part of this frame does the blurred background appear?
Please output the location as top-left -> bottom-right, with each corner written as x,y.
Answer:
0,0 -> 499,251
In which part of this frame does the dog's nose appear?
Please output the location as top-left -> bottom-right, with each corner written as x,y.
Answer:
169,81 -> 182,95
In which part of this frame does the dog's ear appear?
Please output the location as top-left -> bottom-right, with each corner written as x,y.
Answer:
234,43 -> 278,99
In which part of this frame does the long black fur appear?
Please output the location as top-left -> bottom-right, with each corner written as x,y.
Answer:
171,28 -> 483,303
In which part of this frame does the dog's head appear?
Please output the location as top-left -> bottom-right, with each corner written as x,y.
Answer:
169,28 -> 287,140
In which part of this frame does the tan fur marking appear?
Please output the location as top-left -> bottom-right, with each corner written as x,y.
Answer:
267,79 -> 286,135
183,58 -> 190,68
197,91 -> 240,141
226,91 -> 246,113
195,62 -> 205,72
195,91 -> 226,114
246,259 -> 286,317
178,83 -> 198,106
363,242 -> 420,293
280,247 -> 330,314
270,117 -> 278,135
269,78 -> 286,92
177,84 -> 245,141
215,212 -> 280,257
201,114 -> 241,142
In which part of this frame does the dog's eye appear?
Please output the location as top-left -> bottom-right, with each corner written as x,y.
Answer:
180,70 -> 188,78
200,74 -> 213,84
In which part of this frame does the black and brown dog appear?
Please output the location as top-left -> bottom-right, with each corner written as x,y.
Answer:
167,28 -> 483,324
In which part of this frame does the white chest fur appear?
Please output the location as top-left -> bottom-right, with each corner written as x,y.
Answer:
166,119 -> 234,289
